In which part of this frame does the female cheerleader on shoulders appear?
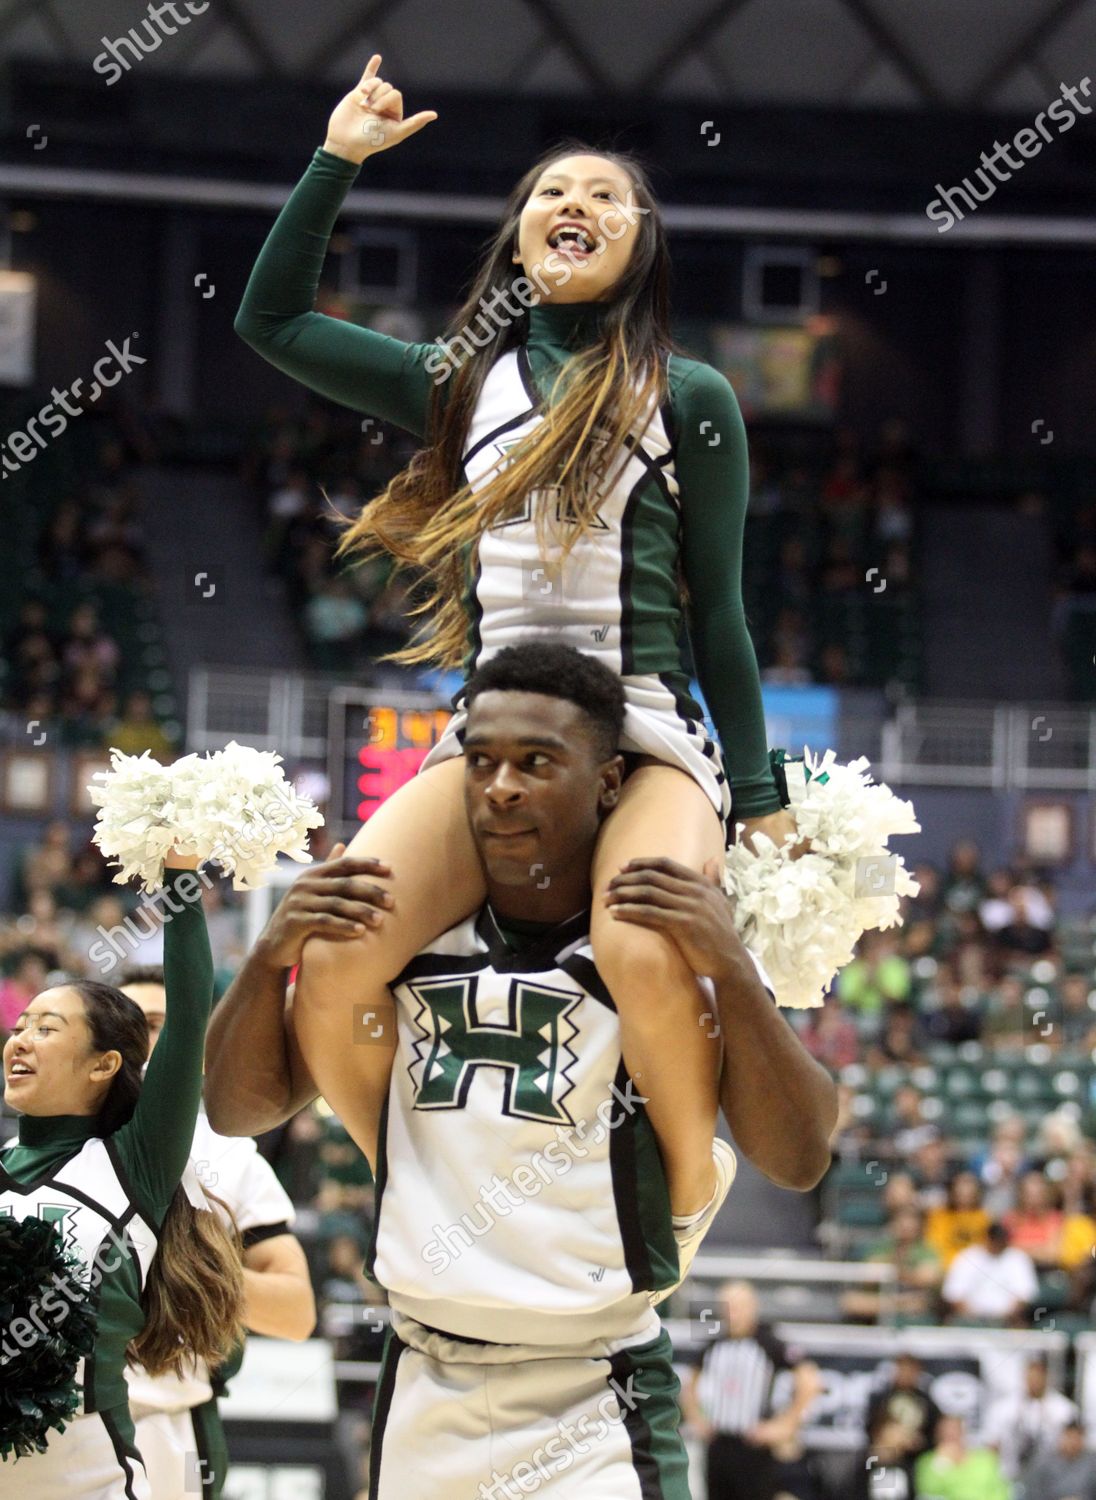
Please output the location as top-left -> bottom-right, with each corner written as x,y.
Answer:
0,850 -> 243,1500
234,56 -> 800,1219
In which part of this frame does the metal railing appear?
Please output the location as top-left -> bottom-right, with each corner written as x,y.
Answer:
187,666 -> 1096,790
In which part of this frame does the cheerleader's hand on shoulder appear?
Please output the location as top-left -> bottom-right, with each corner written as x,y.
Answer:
323,54 -> 438,165
604,856 -> 744,985
737,808 -> 810,860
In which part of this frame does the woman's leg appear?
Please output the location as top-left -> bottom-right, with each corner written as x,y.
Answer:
294,756 -> 486,1169
590,762 -> 726,1216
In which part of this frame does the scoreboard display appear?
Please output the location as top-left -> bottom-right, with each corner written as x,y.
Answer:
329,689 -> 453,830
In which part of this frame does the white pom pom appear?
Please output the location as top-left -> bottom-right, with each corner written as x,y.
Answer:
89,741 -> 325,894
725,747 -> 920,1009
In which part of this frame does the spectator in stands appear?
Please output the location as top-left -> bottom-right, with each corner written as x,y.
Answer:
775,535 -> 812,607
1059,1146 -> 1096,1215
0,948 -> 51,1033
867,1002 -> 924,1068
840,930 -> 912,1019
60,663 -> 118,746
941,1220 -> 1037,1326
1058,972 -> 1096,1050
818,641 -> 852,686
914,1414 -> 1010,1500
979,869 -> 1018,931
762,639 -> 813,686
53,844 -> 114,915
107,689 -> 177,759
925,1170 -> 990,1267
38,498 -> 88,582
862,1351 -> 941,1496
973,1117 -> 1030,1216
921,969 -> 982,1045
303,576 -> 369,672
1003,1171 -> 1064,1269
800,991 -> 859,1071
9,889 -> 77,973
890,1086 -> 937,1156
947,909 -> 992,990
68,892 -> 131,974
265,466 -> 311,569
942,841 -> 986,918
321,1232 -> 373,1305
1022,1422 -> 1096,1500
911,1131 -> 952,1211
871,469 -> 914,547
747,451 -> 784,516
681,1280 -> 820,1500
842,1206 -> 942,1323
17,818 -> 73,900
983,975 -> 1032,1050
767,606 -> 812,674
993,884 -> 1055,958
983,1353 -> 1078,1484
905,864 -> 944,925
3,598 -> 61,706
1036,1111 -> 1084,1177
1062,545 -> 1096,597
819,535 -> 860,593
60,600 -> 120,684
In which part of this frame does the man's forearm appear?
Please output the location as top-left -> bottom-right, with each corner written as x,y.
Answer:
242,1266 -> 316,1341
204,943 -> 311,1134
714,953 -> 838,1189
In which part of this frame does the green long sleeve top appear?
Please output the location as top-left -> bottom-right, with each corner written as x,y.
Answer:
234,148 -> 782,818
0,868 -> 214,1412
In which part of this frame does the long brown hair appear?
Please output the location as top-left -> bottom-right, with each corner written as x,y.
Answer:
336,139 -> 680,668
74,981 -> 245,1377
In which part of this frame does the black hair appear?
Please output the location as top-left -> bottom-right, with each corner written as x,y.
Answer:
64,979 -> 150,1137
118,964 -> 165,989
464,643 -> 626,762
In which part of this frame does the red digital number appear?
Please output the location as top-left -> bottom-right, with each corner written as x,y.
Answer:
357,746 -> 430,820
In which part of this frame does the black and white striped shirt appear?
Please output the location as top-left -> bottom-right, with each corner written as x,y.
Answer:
696,1325 -> 792,1434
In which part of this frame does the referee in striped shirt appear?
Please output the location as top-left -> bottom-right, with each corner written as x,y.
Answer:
682,1280 -> 820,1500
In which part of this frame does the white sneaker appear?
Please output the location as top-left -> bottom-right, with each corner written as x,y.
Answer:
650,1138 -> 737,1307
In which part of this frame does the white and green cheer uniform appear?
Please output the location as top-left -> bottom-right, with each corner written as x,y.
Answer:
365,903 -> 772,1499
0,870 -> 213,1500
235,148 -> 787,834
125,1113 -> 297,1500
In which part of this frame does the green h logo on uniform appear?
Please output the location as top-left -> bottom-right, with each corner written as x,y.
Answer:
407,976 -> 580,1124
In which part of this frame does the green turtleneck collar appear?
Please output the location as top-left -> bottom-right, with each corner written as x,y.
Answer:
526,299 -> 610,348
16,1112 -> 100,1149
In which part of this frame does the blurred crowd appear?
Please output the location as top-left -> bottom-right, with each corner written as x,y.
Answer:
242,404 -> 921,690
750,419 -> 917,690
243,405 -> 419,675
0,418 -> 180,753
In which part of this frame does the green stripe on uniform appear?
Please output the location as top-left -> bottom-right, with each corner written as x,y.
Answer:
608,1330 -> 692,1499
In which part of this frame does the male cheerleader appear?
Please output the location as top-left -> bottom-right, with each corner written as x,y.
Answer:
120,966 -> 315,1500
205,643 -> 836,1497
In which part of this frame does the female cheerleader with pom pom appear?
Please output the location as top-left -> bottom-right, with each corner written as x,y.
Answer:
234,54 -> 802,1224
0,848 -> 244,1498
